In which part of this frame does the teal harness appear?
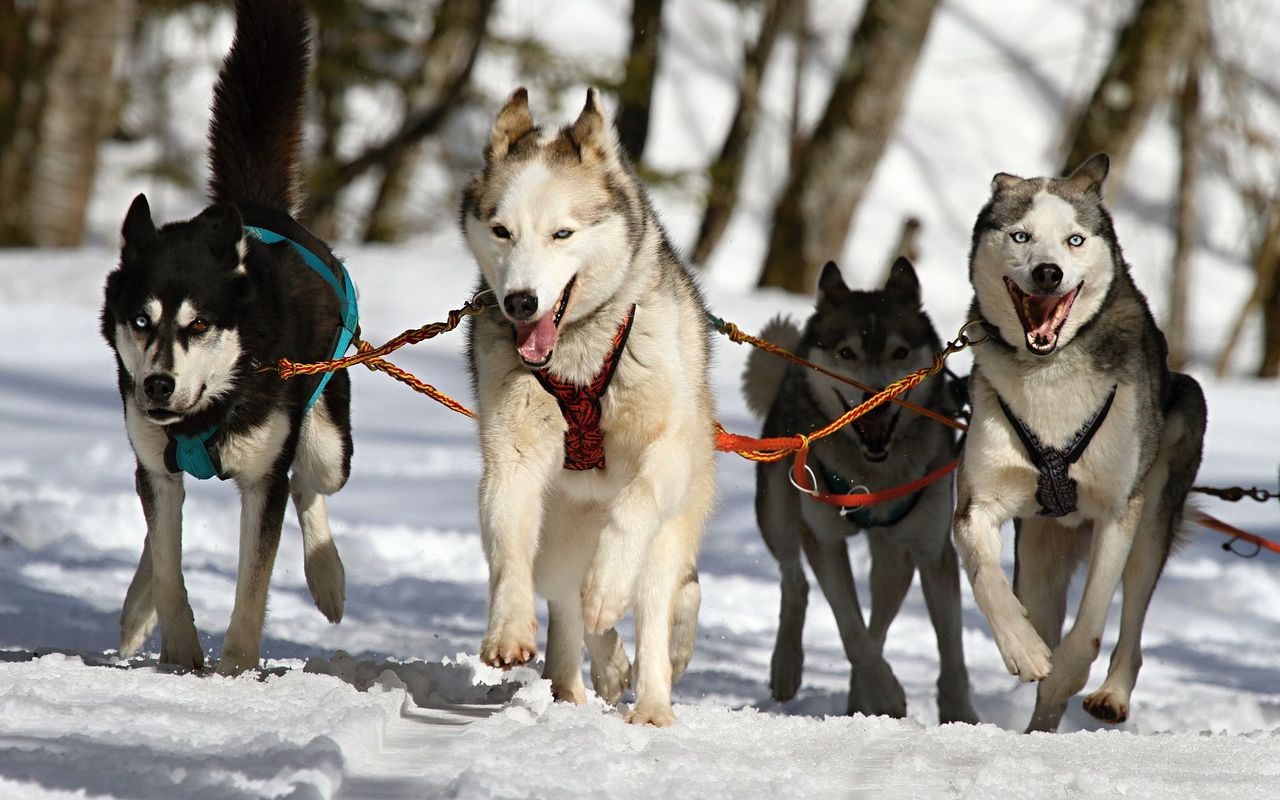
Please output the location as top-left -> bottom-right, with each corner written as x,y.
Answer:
815,457 -> 923,530
166,226 -> 358,480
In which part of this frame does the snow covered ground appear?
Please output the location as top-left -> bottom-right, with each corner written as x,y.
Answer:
4,0 -> 1280,797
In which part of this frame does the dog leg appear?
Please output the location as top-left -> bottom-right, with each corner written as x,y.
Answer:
757,463 -> 809,702
668,571 -> 700,683
544,600 -> 587,704
119,528 -> 158,658
953,488 -> 1051,682
865,532 -> 914,648
1036,494 -> 1144,715
290,475 -> 345,623
800,530 -> 906,718
1017,518 -> 1086,732
626,516 -> 693,727
914,536 -> 980,725
586,627 -> 631,705
137,466 -> 203,670
217,474 -> 289,676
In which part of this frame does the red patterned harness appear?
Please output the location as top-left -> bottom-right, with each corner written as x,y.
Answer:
533,305 -> 637,471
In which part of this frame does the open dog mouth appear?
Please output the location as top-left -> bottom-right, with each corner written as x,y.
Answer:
513,276 -> 576,368
1004,276 -> 1081,356
836,389 -> 899,463
142,385 -> 205,425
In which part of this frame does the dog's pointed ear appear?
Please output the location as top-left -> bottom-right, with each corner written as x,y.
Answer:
121,193 -> 157,259
488,87 -> 534,161
569,87 -> 617,163
1064,152 -> 1110,196
193,202 -> 244,267
884,256 -> 921,307
816,261 -> 850,305
991,172 -> 1023,194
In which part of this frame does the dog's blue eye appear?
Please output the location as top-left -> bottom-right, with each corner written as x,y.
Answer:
132,314 -> 150,330
1011,231 -> 1030,243
492,225 -> 511,239
837,347 -> 857,361
552,229 -> 574,240
1067,233 -> 1085,247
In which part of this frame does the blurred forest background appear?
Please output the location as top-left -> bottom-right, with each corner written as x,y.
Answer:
1,0 -> 1279,375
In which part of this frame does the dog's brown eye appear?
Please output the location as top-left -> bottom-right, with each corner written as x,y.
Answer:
892,346 -> 909,360
189,318 -> 209,335
837,347 -> 857,361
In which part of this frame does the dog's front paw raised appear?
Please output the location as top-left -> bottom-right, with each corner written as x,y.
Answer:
991,614 -> 1053,682
481,617 -> 537,669
580,566 -> 634,635
626,701 -> 676,727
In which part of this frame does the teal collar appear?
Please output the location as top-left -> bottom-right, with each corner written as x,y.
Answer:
166,225 -> 358,481
816,457 -> 923,530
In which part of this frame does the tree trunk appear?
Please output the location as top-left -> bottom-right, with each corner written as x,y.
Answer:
1214,198 -> 1280,378
1166,53 -> 1201,370
787,0 -> 809,177
689,0 -> 784,267
757,0 -> 939,293
614,0 -> 665,164
1059,0 -> 1203,181
1260,247 -> 1280,377
363,0 -> 495,242
0,0 -> 133,246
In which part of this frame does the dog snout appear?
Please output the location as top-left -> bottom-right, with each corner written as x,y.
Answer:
1032,263 -> 1063,292
143,373 -> 176,403
503,291 -> 539,321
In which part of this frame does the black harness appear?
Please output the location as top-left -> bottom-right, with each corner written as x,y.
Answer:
997,386 -> 1116,518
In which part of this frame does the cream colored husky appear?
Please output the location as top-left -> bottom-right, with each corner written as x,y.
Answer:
460,88 -> 715,726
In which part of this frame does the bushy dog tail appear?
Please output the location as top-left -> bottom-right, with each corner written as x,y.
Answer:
207,0 -> 309,215
741,315 -> 801,418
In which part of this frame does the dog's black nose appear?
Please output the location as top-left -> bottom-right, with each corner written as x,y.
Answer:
503,291 -> 539,321
1032,263 -> 1063,292
144,374 -> 175,402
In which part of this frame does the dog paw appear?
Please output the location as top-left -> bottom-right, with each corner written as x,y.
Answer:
215,648 -> 260,677
481,617 -> 537,669
590,647 -> 631,705
769,644 -> 804,702
304,546 -> 346,624
849,658 -> 907,719
1082,688 -> 1129,724
551,680 -> 587,705
119,609 -> 159,659
938,692 -> 981,725
580,569 -> 633,635
158,627 -> 204,672
992,615 -> 1053,682
626,702 -> 676,727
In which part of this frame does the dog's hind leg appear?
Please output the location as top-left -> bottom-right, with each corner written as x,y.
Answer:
668,570 -> 700,683
1017,517 -> 1084,731
218,473 -> 290,676
290,475 -> 345,624
800,529 -> 906,718
136,465 -> 204,670
119,532 -> 158,658
586,627 -> 631,705
545,600 -> 588,704
757,463 -> 809,702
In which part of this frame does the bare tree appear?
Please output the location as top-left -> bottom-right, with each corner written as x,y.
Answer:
1059,0 -> 1204,181
1166,49 -> 1201,371
689,0 -> 785,267
757,0 -> 939,293
363,0 -> 495,242
1215,198 -> 1280,377
614,0 -> 665,164
0,0 -> 134,246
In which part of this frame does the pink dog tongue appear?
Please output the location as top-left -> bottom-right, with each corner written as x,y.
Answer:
1025,294 -> 1061,338
515,314 -> 558,364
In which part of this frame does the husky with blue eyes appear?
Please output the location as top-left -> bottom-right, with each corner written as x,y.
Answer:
101,0 -> 353,675
954,153 -> 1206,732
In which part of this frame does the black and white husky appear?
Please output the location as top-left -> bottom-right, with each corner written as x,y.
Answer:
101,0 -> 354,674
953,154 -> 1206,731
743,260 -> 978,723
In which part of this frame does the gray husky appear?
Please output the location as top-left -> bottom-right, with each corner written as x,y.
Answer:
743,259 -> 978,723
461,88 -> 715,726
953,153 -> 1206,732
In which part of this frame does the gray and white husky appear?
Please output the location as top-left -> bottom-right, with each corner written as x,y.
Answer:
101,0 -> 351,674
461,88 -> 715,726
743,259 -> 978,723
954,153 -> 1206,732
